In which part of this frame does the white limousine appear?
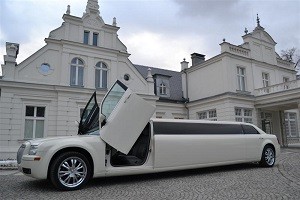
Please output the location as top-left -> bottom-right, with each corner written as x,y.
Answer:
17,80 -> 280,190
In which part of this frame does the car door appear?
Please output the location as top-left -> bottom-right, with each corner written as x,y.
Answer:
78,92 -> 99,135
242,124 -> 264,161
100,80 -> 156,154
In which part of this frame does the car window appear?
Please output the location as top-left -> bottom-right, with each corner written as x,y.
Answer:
153,122 -> 244,135
242,125 -> 260,134
101,80 -> 127,120
78,92 -> 99,135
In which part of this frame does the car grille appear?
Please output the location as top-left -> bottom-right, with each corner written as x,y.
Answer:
17,144 -> 26,164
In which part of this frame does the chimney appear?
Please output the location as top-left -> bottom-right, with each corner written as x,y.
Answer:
4,42 -> 19,65
191,53 -> 205,66
2,42 -> 19,79
146,68 -> 154,95
180,58 -> 189,71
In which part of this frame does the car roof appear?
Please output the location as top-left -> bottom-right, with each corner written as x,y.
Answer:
150,118 -> 251,125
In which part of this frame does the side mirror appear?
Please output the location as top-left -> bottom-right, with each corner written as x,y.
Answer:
99,114 -> 106,127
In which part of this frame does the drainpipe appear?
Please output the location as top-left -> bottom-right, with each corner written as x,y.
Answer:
184,99 -> 189,119
185,71 -> 189,119
181,59 -> 189,119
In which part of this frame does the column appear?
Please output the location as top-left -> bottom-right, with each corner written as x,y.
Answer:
279,110 -> 287,147
256,108 -> 262,129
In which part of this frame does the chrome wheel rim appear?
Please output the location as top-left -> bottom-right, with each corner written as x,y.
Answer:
58,157 -> 87,188
264,148 -> 275,165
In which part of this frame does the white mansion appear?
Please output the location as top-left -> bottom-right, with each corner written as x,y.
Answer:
1,0 -> 299,159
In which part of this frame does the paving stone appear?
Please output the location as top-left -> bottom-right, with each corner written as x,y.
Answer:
0,148 -> 299,200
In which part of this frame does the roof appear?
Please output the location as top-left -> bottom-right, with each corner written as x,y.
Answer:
134,64 -> 184,102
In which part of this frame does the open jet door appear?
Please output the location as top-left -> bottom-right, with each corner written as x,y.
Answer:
100,80 -> 155,154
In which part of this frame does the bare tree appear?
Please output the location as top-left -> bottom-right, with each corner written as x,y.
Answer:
281,47 -> 296,62
281,47 -> 300,74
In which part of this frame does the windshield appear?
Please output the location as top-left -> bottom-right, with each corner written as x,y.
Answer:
101,80 -> 127,120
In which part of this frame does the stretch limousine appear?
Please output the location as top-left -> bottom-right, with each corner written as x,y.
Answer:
17,80 -> 280,190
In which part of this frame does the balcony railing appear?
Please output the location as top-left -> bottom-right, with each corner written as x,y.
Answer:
220,42 -> 250,58
229,46 -> 249,57
254,79 -> 300,96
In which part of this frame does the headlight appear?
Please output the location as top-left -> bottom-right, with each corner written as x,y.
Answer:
28,145 -> 39,155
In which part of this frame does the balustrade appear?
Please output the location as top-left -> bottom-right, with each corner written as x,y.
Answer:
254,79 -> 300,96
229,46 -> 249,57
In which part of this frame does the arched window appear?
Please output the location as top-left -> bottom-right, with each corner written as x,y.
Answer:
95,62 -> 108,89
159,82 -> 167,95
70,58 -> 84,86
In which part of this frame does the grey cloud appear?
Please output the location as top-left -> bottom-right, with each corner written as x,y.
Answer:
0,1 -> 65,45
173,0 -> 243,18
0,1 -> 31,43
169,0 -> 250,40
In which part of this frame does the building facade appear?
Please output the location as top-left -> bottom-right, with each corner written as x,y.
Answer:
1,0 -> 299,159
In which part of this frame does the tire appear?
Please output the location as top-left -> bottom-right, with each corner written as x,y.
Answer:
259,145 -> 275,167
49,151 -> 91,190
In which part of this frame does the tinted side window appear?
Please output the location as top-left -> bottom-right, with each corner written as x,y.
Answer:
242,125 -> 260,134
154,122 -> 243,135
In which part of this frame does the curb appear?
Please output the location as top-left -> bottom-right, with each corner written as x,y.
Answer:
0,167 -> 18,170
0,160 -> 18,170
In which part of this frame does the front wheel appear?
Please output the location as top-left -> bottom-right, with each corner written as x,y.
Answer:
49,152 -> 91,190
259,146 -> 275,167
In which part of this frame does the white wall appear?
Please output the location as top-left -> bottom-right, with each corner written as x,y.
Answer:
187,59 -> 226,101
188,97 -> 256,124
155,102 -> 187,119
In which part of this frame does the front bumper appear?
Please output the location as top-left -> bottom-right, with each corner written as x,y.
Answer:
18,155 -> 48,179
17,142 -> 49,179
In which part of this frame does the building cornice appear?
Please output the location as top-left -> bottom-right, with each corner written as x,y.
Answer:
0,79 -> 100,95
157,98 -> 186,104
187,92 -> 255,108
62,14 -> 120,32
187,51 -> 296,74
186,54 -> 223,73
255,87 -> 300,107
102,24 -> 120,31
156,100 -> 186,108
62,14 -> 82,25
242,31 -> 277,46
0,79 -> 157,101
45,38 -> 130,57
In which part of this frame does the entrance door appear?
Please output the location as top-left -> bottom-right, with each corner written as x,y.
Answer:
262,120 -> 272,134
261,112 -> 272,134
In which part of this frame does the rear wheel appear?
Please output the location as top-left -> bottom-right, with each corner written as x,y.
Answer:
260,145 -> 275,167
49,152 -> 91,190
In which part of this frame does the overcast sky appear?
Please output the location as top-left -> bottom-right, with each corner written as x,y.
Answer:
1,0 -> 300,74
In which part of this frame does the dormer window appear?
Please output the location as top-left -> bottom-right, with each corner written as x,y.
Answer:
154,74 -> 171,98
159,82 -> 167,95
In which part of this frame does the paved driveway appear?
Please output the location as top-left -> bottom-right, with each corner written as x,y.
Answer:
0,148 -> 299,200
